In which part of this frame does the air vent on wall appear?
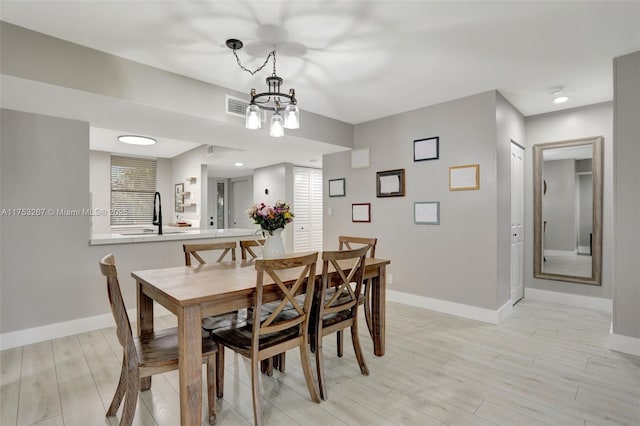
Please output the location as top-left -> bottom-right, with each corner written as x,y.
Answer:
206,145 -> 215,156
225,94 -> 265,122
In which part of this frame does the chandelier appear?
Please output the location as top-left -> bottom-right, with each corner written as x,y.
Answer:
226,39 -> 299,137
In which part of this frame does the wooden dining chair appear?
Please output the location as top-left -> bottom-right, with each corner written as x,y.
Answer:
314,245 -> 370,400
99,254 -> 218,425
183,241 -> 237,265
337,235 -> 377,356
210,252 -> 321,426
182,241 -> 239,398
240,238 -> 265,260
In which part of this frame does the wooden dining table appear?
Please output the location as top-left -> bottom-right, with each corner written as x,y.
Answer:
131,255 -> 390,426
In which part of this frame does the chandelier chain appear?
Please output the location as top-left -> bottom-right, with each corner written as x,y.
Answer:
232,48 -> 277,76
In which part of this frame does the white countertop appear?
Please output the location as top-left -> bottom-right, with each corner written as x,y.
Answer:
90,228 -> 259,246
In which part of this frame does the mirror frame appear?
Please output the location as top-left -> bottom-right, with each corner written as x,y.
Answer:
533,136 -> 603,285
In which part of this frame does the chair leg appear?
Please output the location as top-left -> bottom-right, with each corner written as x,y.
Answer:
277,353 -> 286,373
336,330 -> 344,357
206,355 -> 217,425
251,356 -> 263,426
363,280 -> 374,339
350,321 -> 369,376
314,335 -> 328,401
106,357 -> 127,417
121,365 -> 139,426
216,347 -> 225,399
300,336 -> 321,403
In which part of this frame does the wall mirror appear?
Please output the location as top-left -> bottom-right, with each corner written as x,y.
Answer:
533,136 -> 603,285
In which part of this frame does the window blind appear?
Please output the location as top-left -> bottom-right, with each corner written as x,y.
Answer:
110,155 -> 157,226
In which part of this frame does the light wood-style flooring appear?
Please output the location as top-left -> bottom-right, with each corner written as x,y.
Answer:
1,299 -> 639,426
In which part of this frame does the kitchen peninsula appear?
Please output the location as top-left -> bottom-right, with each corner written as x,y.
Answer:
90,228 -> 258,245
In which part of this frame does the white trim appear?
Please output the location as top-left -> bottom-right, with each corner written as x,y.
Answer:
544,249 -> 577,257
577,246 -> 591,254
609,324 -> 640,356
387,290 -> 513,324
525,287 -> 612,312
0,305 -> 172,351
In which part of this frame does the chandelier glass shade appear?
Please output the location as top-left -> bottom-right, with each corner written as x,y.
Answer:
226,39 -> 299,137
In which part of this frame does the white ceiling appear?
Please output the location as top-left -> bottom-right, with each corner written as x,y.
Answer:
1,1 -> 638,174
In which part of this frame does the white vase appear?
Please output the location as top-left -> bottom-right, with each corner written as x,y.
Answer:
262,228 -> 285,259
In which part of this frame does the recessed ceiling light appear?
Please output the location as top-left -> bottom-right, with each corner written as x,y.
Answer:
118,135 -> 156,145
553,95 -> 569,104
234,162 -> 243,167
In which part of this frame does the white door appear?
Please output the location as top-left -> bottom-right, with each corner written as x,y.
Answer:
231,178 -> 253,229
293,167 -> 323,252
510,142 -> 525,303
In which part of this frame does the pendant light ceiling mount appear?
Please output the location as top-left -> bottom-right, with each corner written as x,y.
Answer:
226,38 -> 299,137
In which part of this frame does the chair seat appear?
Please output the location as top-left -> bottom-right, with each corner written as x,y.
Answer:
212,322 -> 301,354
135,327 -> 218,368
321,288 -> 355,328
202,309 -> 252,332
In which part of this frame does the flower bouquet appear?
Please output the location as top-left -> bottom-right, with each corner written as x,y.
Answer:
247,201 -> 295,235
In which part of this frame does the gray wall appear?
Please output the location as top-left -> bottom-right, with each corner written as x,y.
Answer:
525,102 -> 613,299
324,91 -> 517,311
543,159 -> 577,252
612,51 -> 640,339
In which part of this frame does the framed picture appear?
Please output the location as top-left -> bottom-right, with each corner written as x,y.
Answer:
449,164 -> 480,191
414,201 -> 440,224
376,169 -> 405,197
352,203 -> 371,222
414,137 -> 439,161
328,178 -> 346,197
351,147 -> 370,169
175,183 -> 184,212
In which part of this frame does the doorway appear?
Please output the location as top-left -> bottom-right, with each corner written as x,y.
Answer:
230,177 -> 253,229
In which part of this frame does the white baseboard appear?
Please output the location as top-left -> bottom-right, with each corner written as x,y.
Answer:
544,249 -> 577,257
387,290 -> 512,324
609,324 -> 640,356
525,287 -> 612,313
0,305 -> 172,351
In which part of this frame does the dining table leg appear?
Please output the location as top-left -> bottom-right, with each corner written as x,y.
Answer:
136,280 -> 154,390
178,304 -> 203,426
370,265 -> 386,356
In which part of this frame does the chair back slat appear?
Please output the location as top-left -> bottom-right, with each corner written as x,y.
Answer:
183,242 -> 237,266
99,254 -> 137,363
240,239 -> 265,260
252,252 -> 317,341
338,236 -> 377,258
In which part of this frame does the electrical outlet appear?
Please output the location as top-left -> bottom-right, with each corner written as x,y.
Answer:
327,207 -> 333,216
387,273 -> 393,285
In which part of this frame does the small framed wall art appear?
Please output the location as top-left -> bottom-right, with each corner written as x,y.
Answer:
175,183 -> 184,212
351,147 -> 370,169
414,201 -> 440,225
449,164 -> 480,191
414,136 -> 439,161
328,178 -> 346,197
352,203 -> 371,223
376,169 -> 405,197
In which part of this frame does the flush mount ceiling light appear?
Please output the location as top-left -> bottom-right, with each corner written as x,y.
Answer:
234,162 -> 244,167
118,135 -> 156,145
226,38 -> 299,138
549,86 -> 569,104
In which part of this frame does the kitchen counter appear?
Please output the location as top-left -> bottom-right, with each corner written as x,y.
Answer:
90,228 -> 259,246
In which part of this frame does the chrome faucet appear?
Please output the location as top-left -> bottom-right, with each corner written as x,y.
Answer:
153,191 -> 162,235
